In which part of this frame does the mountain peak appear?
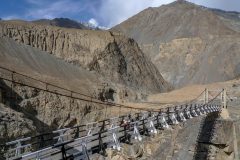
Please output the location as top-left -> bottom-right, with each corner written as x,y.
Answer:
171,0 -> 193,5
168,0 -> 198,7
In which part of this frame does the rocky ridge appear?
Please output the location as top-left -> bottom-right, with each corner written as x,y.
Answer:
0,20 -> 170,93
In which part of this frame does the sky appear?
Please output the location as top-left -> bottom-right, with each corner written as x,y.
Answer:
1,0 -> 240,28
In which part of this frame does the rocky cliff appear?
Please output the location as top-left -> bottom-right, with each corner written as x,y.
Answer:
112,0 -> 240,87
0,20 -> 170,93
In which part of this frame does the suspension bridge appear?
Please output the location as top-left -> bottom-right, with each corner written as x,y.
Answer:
0,66 -> 228,160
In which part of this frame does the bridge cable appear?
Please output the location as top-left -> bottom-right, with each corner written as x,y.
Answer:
11,72 -> 14,130
0,75 -> 155,114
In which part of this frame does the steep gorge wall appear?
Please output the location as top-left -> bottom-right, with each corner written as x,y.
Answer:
0,21 -> 170,93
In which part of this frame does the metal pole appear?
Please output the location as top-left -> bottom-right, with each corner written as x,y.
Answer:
204,88 -> 208,104
221,91 -> 223,107
43,83 -> 48,132
223,88 -> 227,108
0,88 -> 2,103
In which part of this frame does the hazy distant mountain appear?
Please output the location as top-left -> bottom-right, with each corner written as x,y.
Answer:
210,8 -> 240,21
112,0 -> 240,87
32,18 -> 89,29
209,8 -> 240,32
32,18 -> 108,30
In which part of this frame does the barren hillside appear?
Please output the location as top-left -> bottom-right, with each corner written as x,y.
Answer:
0,37 -> 101,95
112,0 -> 240,87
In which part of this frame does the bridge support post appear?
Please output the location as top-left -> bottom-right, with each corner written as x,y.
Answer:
204,88 -> 209,104
159,113 -> 169,128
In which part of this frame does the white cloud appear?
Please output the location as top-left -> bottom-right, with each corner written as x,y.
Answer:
2,15 -> 21,20
97,0 -> 175,27
88,18 -> 99,27
87,18 -> 109,30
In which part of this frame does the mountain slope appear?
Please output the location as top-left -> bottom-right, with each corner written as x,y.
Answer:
112,0 -> 240,87
0,20 -> 171,93
113,1 -> 235,44
0,37 -> 102,95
